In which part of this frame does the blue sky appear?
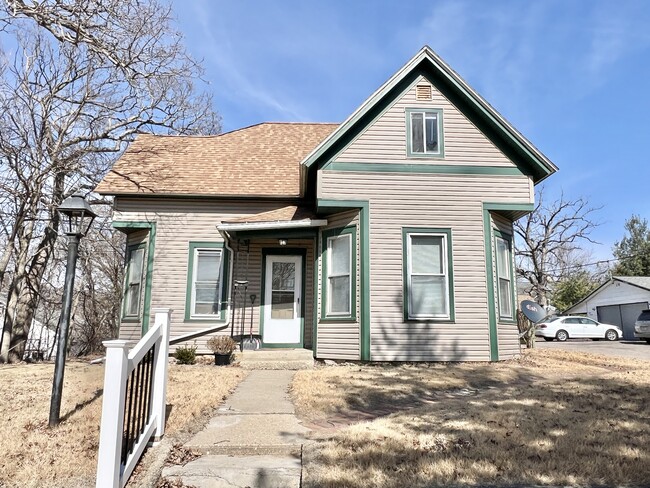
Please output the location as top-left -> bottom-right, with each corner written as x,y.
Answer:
173,0 -> 650,263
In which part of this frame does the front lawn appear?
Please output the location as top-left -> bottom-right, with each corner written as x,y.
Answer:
292,349 -> 650,487
0,360 -> 246,488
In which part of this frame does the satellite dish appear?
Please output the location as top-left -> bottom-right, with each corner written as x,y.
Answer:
520,300 -> 546,323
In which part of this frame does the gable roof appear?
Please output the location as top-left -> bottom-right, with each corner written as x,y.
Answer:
301,46 -> 558,184
95,123 -> 337,198
565,276 -> 650,313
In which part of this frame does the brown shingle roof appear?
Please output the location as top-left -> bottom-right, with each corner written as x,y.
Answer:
95,123 -> 338,197
222,206 -> 316,224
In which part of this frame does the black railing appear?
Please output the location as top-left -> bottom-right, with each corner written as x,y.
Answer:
120,344 -> 156,466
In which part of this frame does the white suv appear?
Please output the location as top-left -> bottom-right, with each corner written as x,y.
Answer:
634,310 -> 650,343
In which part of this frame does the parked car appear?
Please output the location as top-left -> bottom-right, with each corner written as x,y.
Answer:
535,316 -> 622,342
634,310 -> 650,344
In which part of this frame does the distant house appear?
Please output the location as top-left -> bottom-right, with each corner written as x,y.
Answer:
95,46 -> 557,362
565,276 -> 650,341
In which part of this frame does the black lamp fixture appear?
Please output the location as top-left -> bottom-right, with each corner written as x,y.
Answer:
57,193 -> 97,236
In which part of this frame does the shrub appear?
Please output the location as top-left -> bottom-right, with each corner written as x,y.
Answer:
174,345 -> 197,365
206,336 -> 237,355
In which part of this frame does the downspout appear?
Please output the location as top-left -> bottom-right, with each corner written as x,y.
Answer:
219,228 -> 236,338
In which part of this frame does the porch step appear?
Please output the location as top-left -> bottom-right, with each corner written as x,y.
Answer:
234,349 -> 314,370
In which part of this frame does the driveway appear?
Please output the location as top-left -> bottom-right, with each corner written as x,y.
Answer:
535,338 -> 650,360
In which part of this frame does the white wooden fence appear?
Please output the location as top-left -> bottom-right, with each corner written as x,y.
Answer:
96,309 -> 171,488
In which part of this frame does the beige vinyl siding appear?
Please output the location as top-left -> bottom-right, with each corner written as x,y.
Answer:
335,75 -> 515,166
119,229 -> 149,341
491,213 -> 520,360
317,210 -> 360,360
113,198 -> 314,352
319,171 -> 532,361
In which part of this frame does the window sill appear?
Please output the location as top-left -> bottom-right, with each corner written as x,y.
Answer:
404,317 -> 455,324
183,317 -> 227,323
498,317 -> 516,324
319,316 -> 358,323
406,152 -> 444,159
121,317 -> 141,323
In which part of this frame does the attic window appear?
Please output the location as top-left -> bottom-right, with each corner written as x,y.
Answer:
416,84 -> 432,101
406,108 -> 444,157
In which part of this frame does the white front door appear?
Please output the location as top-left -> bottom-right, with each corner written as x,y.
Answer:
263,255 -> 302,345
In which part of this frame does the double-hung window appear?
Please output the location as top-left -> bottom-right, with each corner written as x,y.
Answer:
186,242 -> 227,320
495,233 -> 514,319
123,245 -> 145,318
403,228 -> 454,320
407,108 -> 443,157
322,226 -> 356,319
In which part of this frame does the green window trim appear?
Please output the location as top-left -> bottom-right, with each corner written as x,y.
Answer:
184,241 -> 230,322
494,229 -> 516,323
405,108 -> 445,159
402,227 -> 455,322
321,226 -> 357,321
122,242 -> 146,322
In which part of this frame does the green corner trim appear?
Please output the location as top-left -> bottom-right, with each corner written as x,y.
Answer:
260,248 -> 307,349
493,229 -> 516,324
405,108 -> 445,159
317,199 -> 370,361
312,241 -> 319,358
184,242 -> 229,322
483,203 -> 535,212
401,227 -> 455,322
482,208 -> 499,361
323,162 -> 524,176
321,226 -> 357,321
113,221 -> 156,335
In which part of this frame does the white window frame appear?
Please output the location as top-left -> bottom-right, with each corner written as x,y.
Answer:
406,232 -> 450,320
408,108 -> 443,156
123,245 -> 145,319
495,235 -> 513,319
326,233 -> 352,316
190,248 -> 223,319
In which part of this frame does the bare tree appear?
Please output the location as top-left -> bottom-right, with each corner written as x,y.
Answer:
0,1 -> 220,361
514,187 -> 601,308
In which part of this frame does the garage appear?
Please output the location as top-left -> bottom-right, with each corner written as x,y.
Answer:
597,302 -> 648,340
566,276 -> 650,341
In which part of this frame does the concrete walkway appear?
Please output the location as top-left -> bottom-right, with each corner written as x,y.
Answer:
162,370 -> 309,488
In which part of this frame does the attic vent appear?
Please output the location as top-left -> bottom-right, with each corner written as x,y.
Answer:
416,84 -> 432,101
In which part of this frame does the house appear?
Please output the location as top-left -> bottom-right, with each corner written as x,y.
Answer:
565,276 -> 650,341
95,46 -> 558,362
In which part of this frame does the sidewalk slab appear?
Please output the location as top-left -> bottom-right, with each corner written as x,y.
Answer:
162,454 -> 301,488
223,370 -> 296,414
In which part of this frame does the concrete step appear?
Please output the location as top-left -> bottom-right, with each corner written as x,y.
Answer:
234,348 -> 314,370
161,454 -> 301,488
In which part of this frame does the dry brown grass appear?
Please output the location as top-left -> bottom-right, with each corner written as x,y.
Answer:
292,349 -> 650,487
0,361 -> 246,488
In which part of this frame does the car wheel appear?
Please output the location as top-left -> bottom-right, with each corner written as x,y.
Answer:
544,337 -> 554,342
556,330 -> 569,342
605,329 -> 618,341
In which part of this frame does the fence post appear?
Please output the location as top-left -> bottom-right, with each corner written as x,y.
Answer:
150,308 -> 171,441
96,340 -> 129,488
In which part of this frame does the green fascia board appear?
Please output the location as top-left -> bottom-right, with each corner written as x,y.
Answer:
401,227 -> 455,322
482,210 -> 499,361
184,241 -> 229,322
317,199 -> 370,361
321,226 -> 357,321
304,50 -> 556,184
259,247 -> 307,349
493,229 -> 516,324
324,162 -> 524,176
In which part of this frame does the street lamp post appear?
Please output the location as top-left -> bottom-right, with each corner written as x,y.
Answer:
49,193 -> 97,427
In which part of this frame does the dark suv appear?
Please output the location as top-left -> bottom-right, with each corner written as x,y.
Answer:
634,309 -> 650,343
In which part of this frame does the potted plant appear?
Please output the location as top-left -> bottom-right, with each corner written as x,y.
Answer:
207,336 -> 237,365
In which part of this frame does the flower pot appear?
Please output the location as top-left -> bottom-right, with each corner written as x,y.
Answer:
214,353 -> 231,366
